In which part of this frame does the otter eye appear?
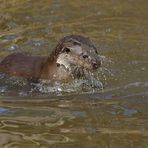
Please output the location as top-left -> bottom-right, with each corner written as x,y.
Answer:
83,55 -> 88,59
63,48 -> 70,53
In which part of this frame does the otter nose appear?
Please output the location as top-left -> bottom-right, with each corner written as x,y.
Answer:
92,60 -> 102,70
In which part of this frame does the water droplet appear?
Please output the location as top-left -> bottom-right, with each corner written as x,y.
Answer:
8,44 -> 18,51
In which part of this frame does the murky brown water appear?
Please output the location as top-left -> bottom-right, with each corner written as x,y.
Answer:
0,0 -> 148,147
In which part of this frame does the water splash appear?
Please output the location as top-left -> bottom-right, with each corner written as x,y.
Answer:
34,77 -> 103,95
0,55 -> 114,96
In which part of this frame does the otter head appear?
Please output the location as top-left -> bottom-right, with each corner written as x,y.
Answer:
50,35 -> 102,78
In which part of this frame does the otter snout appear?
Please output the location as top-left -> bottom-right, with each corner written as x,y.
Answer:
92,62 -> 99,70
92,59 -> 102,70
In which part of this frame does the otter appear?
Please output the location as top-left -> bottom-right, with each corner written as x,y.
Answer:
0,35 -> 102,82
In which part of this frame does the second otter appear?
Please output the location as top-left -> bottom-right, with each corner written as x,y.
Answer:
0,35 -> 102,82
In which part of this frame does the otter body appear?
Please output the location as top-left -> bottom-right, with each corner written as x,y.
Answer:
0,53 -> 47,81
0,35 -> 102,82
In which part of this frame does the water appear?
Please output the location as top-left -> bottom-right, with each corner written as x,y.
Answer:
0,0 -> 148,147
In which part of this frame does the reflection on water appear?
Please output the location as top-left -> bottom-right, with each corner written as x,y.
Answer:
0,0 -> 148,147
0,95 -> 147,147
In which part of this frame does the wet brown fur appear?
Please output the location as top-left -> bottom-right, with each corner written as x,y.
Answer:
0,35 -> 100,82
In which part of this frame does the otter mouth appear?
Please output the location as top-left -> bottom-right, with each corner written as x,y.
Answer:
69,65 -> 86,78
57,62 -> 97,79
91,61 -> 102,70
56,62 -> 85,77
